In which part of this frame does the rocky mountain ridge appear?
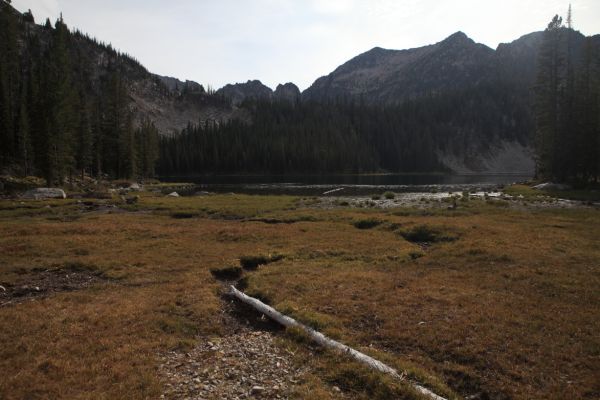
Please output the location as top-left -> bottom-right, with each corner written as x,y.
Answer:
215,80 -> 300,104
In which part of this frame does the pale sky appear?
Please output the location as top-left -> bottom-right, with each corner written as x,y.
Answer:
11,0 -> 600,91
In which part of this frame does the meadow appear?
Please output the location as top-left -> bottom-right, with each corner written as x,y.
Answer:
0,190 -> 598,399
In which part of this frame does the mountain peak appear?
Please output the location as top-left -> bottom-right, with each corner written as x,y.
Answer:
441,31 -> 471,44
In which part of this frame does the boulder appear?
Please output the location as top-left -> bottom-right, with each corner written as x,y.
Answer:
129,183 -> 142,191
167,192 -> 180,197
22,188 -> 67,200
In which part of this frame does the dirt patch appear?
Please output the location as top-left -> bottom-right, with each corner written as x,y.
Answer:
0,266 -> 108,306
158,329 -> 307,400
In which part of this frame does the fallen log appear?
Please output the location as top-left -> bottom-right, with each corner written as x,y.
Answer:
228,285 -> 447,400
322,187 -> 345,195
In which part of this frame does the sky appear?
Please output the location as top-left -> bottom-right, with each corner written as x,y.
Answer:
10,0 -> 600,91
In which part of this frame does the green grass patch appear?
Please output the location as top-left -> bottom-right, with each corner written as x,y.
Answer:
353,218 -> 383,230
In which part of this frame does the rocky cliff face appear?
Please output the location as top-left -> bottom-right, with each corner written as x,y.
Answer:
273,83 -> 301,103
216,80 -> 274,105
303,32 -> 496,104
4,2 -> 240,137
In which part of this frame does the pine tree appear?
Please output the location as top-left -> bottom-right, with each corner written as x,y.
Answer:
75,91 -> 93,179
136,118 -> 159,178
16,82 -> 32,175
40,15 -> 77,184
534,15 -> 564,180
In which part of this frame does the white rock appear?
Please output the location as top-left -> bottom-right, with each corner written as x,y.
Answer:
167,192 -> 180,197
22,188 -> 67,200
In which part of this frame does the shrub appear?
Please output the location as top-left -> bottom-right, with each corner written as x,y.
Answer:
383,191 -> 395,199
400,225 -> 457,243
353,219 -> 383,230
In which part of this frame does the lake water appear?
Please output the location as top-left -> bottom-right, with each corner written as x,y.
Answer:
161,174 -> 532,196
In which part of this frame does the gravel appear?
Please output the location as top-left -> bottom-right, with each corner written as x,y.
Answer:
159,330 -> 307,399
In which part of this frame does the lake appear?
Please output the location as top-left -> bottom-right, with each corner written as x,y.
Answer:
160,174 -> 532,196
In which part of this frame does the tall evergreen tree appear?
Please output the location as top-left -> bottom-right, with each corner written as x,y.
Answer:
534,15 -> 564,179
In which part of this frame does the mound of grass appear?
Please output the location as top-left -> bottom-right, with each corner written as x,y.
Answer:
209,266 -> 243,281
239,254 -> 285,270
353,218 -> 383,230
170,211 -> 200,219
383,191 -> 395,199
399,225 -> 458,243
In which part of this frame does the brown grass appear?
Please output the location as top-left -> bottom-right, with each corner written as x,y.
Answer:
0,194 -> 598,399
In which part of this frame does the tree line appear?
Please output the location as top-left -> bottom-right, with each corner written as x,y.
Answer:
157,82 -> 531,175
0,3 -> 159,184
534,13 -> 600,183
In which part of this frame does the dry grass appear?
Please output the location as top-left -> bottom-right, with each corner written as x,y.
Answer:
0,193 -> 598,399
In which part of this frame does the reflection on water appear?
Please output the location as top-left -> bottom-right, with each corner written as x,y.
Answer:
161,174 -> 531,196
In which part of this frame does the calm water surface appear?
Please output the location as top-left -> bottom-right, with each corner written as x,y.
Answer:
161,174 -> 532,196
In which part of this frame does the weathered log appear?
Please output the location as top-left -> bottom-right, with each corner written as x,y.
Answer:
323,187 -> 345,195
228,285 -> 447,400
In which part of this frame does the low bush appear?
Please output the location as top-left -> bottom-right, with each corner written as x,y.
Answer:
399,225 -> 458,243
353,219 -> 383,230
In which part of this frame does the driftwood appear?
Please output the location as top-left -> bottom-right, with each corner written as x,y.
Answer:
322,187 -> 345,195
228,285 -> 447,400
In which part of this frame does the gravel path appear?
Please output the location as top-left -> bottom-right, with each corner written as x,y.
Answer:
159,329 -> 307,399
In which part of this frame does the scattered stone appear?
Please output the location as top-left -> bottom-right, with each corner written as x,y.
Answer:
129,183 -> 142,191
158,330 -> 307,400
251,385 -> 265,395
22,188 -> 67,200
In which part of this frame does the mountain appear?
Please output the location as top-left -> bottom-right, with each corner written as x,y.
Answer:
216,80 -> 273,105
303,32 -> 496,104
2,2 -> 598,179
274,83 -> 301,103
299,30 -> 599,174
0,2 -> 239,138
303,30 -> 596,104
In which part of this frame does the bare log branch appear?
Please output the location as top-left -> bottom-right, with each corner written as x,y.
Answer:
228,285 -> 447,400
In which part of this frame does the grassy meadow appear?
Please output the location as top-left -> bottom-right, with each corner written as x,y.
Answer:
0,190 -> 598,399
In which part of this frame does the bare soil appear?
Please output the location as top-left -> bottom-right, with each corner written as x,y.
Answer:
0,267 -> 108,307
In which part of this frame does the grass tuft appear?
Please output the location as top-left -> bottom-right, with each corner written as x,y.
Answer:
353,218 -> 383,230
209,266 -> 243,281
399,225 -> 458,243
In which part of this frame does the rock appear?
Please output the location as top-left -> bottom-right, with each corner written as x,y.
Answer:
532,182 -> 571,191
129,183 -> 142,191
22,188 -> 67,200
167,192 -> 180,197
250,386 -> 265,395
